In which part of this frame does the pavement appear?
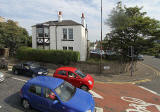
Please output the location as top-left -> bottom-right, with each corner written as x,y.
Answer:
90,62 -> 158,84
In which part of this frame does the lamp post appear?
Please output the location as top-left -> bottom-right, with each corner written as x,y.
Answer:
100,0 -> 103,74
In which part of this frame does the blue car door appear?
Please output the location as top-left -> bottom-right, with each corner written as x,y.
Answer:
28,85 -> 45,111
42,87 -> 65,112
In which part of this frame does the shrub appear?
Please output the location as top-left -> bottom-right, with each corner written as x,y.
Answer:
16,47 -> 80,65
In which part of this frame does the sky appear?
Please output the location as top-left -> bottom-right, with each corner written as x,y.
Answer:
0,0 -> 160,42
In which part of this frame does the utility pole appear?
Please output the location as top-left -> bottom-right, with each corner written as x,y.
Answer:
100,0 -> 103,74
130,46 -> 134,77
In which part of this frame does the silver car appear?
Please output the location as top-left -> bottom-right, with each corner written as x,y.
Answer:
0,72 -> 5,82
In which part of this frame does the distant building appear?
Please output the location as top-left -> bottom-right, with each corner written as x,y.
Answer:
32,11 -> 88,61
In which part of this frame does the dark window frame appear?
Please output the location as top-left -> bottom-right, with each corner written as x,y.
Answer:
63,46 -> 67,50
29,85 -> 42,96
43,87 -> 56,101
68,28 -> 73,40
63,28 -> 67,40
58,70 -> 67,76
68,47 -> 73,51
68,71 -> 77,78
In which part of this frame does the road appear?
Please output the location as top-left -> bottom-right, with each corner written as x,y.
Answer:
0,73 -> 37,112
143,55 -> 160,71
1,58 -> 160,112
0,72 -> 104,112
138,55 -> 160,94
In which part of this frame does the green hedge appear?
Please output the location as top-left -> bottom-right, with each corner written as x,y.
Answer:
16,47 -> 80,65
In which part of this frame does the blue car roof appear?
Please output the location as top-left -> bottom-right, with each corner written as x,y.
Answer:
27,76 -> 64,89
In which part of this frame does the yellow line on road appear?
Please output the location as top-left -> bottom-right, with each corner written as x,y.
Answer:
95,79 -> 151,84
139,62 -> 160,76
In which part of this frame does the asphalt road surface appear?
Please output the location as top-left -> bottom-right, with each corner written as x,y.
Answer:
138,55 -> 160,95
0,73 -> 37,112
143,55 -> 160,71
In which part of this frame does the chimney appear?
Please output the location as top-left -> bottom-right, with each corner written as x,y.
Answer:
58,11 -> 62,22
81,13 -> 86,27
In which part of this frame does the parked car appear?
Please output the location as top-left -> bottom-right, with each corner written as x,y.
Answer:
12,62 -> 48,77
137,55 -> 144,61
20,76 -> 95,112
53,67 -> 94,91
90,49 -> 105,55
106,50 -> 116,55
0,72 -> 5,82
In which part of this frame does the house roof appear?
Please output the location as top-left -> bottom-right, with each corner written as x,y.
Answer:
33,20 -> 82,27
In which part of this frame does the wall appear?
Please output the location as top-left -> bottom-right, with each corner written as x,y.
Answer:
39,61 -> 129,75
69,62 -> 129,75
32,26 -> 37,49
50,26 -> 56,49
50,25 -> 87,61
80,26 -> 87,61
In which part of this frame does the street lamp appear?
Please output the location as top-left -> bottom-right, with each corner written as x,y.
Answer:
100,0 -> 103,73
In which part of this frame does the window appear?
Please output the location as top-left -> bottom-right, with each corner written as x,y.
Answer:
44,27 -> 49,37
43,88 -> 56,100
63,28 -> 67,40
23,64 -> 30,70
55,81 -> 76,102
29,85 -> 41,96
37,28 -> 43,34
68,47 -> 73,51
58,70 -> 67,76
75,70 -> 86,78
37,28 -> 44,37
63,46 -> 67,50
68,71 -> 77,78
68,28 -> 73,40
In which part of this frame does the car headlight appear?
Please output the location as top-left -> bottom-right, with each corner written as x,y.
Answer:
38,72 -> 42,75
88,80 -> 92,85
0,74 -> 4,78
86,110 -> 91,112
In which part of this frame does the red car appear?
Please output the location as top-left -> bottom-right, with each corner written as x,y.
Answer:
53,67 -> 94,91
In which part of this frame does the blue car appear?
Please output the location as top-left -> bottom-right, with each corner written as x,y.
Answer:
20,76 -> 95,112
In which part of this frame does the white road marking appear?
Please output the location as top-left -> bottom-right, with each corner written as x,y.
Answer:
95,107 -> 103,112
0,105 -> 2,109
89,90 -> 104,99
138,86 -> 160,96
11,77 -> 27,82
121,96 -> 160,112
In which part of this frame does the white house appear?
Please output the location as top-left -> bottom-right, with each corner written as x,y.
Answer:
32,11 -> 88,61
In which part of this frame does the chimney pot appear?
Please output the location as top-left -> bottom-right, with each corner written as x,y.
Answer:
58,11 -> 63,22
59,11 -> 62,15
81,13 -> 85,18
81,13 -> 86,27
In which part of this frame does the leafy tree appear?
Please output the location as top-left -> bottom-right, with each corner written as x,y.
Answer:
105,2 -> 160,61
0,20 -> 30,55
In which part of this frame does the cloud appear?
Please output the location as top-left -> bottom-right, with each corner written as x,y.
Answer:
0,0 -> 160,41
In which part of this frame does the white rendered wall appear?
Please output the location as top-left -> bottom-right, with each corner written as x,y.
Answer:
32,25 -> 87,61
32,26 -> 37,49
